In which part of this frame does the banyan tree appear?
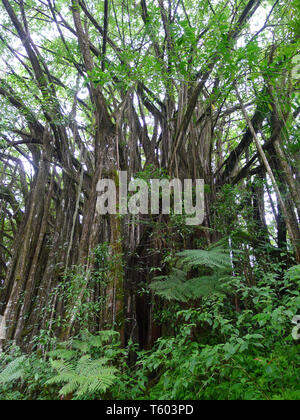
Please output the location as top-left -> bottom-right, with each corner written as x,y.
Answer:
0,0 -> 299,350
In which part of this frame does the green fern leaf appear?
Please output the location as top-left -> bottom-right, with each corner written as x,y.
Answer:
150,243 -> 236,302
0,356 -> 26,384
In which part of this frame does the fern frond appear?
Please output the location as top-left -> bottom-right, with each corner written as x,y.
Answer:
185,274 -> 230,298
177,248 -> 232,271
150,270 -> 229,302
0,356 -> 26,384
150,245 -> 235,302
48,349 -> 78,361
71,340 -> 90,353
46,355 -> 118,398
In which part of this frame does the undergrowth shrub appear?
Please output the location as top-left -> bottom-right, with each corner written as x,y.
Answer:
134,264 -> 300,400
0,266 -> 299,400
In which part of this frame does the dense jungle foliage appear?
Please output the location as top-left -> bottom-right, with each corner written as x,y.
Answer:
0,0 -> 299,401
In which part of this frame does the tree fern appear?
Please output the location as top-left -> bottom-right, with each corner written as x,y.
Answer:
150,243 -> 237,302
177,248 -> 232,271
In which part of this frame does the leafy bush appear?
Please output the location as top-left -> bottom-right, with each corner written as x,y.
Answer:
135,265 -> 300,400
0,266 -> 299,400
0,346 -> 57,400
